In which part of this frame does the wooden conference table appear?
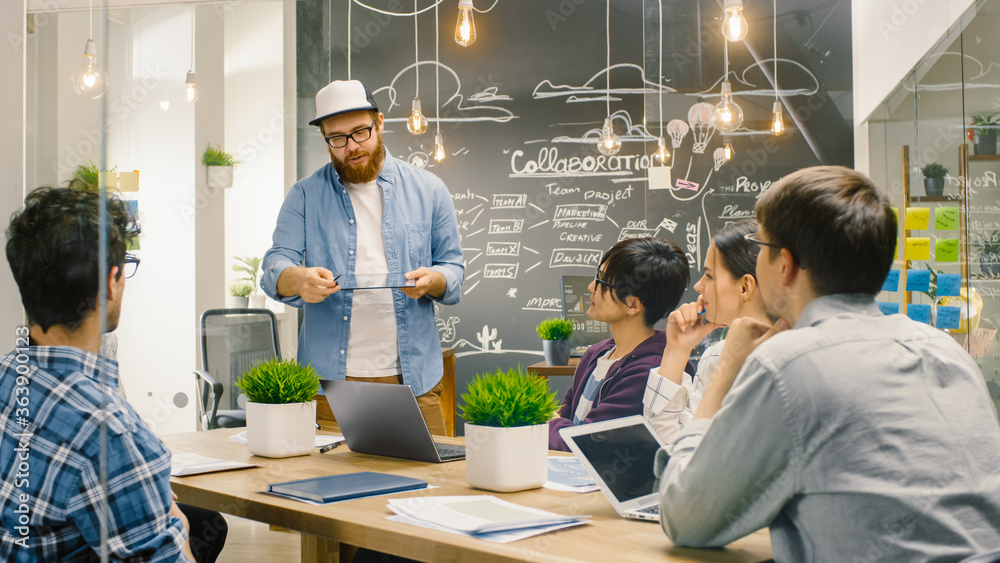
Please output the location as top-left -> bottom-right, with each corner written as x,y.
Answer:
166,428 -> 772,563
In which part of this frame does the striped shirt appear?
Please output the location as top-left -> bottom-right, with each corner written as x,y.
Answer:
0,345 -> 190,562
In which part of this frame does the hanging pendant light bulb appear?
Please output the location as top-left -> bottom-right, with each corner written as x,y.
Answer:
713,82 -> 743,134
71,42 -> 109,99
723,139 -> 734,161
184,71 -> 198,103
721,0 -> 749,42
597,117 -> 621,156
455,0 -> 477,47
771,100 -> 785,135
653,137 -> 670,165
433,134 -> 447,162
407,99 -> 429,135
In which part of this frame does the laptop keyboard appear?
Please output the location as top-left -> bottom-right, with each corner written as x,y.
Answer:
634,505 -> 659,515
435,444 -> 466,460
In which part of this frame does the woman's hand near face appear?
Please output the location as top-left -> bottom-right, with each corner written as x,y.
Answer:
658,296 -> 721,385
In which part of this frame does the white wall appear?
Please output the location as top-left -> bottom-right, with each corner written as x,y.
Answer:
110,6 -> 198,434
852,0 -> 974,126
224,2 -> 286,290
0,2 -> 26,331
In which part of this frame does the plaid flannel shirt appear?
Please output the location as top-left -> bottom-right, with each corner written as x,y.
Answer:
0,345 -> 190,562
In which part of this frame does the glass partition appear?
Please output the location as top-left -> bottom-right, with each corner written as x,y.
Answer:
867,0 -> 1000,417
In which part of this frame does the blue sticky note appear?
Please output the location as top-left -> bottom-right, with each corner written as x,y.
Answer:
877,301 -> 900,315
907,304 -> 932,324
881,269 -> 900,292
906,269 -> 931,292
936,306 -> 961,330
937,273 -> 961,297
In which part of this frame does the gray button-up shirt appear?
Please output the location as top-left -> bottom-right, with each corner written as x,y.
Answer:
657,294 -> 1000,561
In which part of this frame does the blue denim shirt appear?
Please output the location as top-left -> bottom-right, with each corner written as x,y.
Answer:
261,151 -> 464,396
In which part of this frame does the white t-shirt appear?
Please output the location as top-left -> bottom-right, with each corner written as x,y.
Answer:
344,180 -> 400,377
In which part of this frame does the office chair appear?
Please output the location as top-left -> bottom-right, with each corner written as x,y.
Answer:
195,308 -> 280,430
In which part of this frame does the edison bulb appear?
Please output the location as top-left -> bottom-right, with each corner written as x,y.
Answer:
771,100 -> 785,135
433,134 -> 446,162
722,0 -> 748,42
407,99 -> 429,135
71,39 -> 109,99
185,71 -> 198,103
712,83 -> 743,134
723,141 -> 734,161
653,137 -> 670,165
455,0 -> 477,47
597,117 -> 621,156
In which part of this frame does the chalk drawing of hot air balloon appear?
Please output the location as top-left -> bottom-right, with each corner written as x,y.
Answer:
713,147 -> 728,171
666,119 -> 690,149
687,102 -> 716,155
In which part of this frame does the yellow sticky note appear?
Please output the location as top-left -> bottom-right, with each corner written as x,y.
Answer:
906,237 -> 930,260
934,207 -> 959,230
905,207 -> 930,230
894,238 -> 899,260
118,170 -> 139,192
935,238 -> 959,262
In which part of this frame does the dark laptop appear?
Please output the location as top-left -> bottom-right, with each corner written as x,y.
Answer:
321,380 -> 465,463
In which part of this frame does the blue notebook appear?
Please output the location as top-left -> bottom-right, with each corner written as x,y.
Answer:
267,471 -> 427,504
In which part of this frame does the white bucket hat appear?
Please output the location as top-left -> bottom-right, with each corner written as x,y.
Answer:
309,80 -> 379,126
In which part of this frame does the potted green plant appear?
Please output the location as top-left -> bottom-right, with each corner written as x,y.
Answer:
921,163 -> 948,197
973,230 -> 1000,278
202,144 -> 240,188
234,358 -> 321,458
71,161 -> 118,191
536,317 -> 574,366
460,367 -> 560,492
232,256 -> 264,307
971,113 -> 999,155
227,281 -> 253,308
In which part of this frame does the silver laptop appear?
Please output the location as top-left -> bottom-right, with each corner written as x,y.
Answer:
322,380 -> 465,463
559,416 -> 666,522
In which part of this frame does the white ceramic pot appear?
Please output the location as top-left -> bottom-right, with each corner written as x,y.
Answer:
207,165 -> 234,189
226,295 -> 249,308
464,422 -> 548,492
248,294 -> 266,308
245,401 -> 316,458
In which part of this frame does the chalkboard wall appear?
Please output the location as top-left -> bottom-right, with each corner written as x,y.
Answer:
295,0 -> 854,417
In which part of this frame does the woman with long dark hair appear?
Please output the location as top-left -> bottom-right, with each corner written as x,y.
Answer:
644,220 -> 772,442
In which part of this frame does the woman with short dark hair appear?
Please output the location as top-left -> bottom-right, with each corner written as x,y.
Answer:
548,237 -> 689,451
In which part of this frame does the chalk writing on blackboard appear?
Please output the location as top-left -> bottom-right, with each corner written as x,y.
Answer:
376,61 -> 516,124
486,241 -> 521,256
488,219 -> 524,234
550,248 -> 602,268
483,263 -> 519,279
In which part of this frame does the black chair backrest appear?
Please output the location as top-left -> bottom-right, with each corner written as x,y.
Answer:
200,308 -> 280,410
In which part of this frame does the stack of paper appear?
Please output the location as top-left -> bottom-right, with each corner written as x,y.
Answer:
387,495 -> 589,543
544,456 -> 599,493
171,452 -> 258,476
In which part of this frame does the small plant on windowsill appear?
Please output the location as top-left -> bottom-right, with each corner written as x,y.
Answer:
202,145 -> 240,188
460,366 -> 560,492
971,112 -> 999,155
234,358 -> 321,458
536,317 -> 574,366
921,163 -> 948,197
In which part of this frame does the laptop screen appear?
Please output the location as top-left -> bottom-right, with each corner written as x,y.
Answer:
560,275 -> 611,356
570,422 -> 661,503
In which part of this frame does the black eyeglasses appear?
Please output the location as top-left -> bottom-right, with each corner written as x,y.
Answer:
744,233 -> 781,257
123,253 -> 140,279
594,268 -> 616,290
324,120 -> 377,149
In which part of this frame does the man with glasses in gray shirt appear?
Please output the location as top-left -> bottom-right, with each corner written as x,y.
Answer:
656,166 -> 1000,561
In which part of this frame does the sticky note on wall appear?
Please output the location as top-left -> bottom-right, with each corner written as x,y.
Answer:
877,301 -> 900,315
934,207 -> 959,230
935,239 -> 959,262
905,207 -> 930,230
906,238 -> 930,260
907,304 -> 931,324
881,269 -> 900,292
937,273 -> 961,297
936,306 -> 961,330
906,269 -> 930,292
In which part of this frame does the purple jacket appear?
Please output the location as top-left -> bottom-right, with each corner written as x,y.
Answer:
548,330 -> 667,451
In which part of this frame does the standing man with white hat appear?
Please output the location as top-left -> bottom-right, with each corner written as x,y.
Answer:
261,80 -> 464,434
